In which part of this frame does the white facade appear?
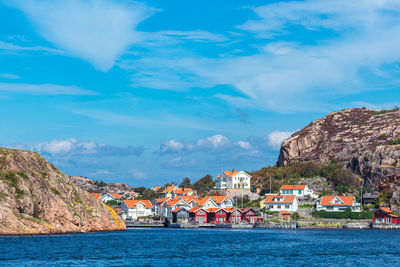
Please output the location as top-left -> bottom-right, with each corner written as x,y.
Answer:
280,185 -> 317,198
316,196 -> 361,212
264,194 -> 299,213
100,193 -> 122,203
121,201 -> 153,221
215,170 -> 251,190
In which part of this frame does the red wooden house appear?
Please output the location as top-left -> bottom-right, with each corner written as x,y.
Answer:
189,207 -> 208,224
227,208 -> 243,223
373,207 -> 400,224
242,208 -> 262,223
207,208 -> 229,224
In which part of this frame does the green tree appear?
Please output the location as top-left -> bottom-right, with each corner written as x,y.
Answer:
193,174 -> 215,191
137,189 -> 158,201
291,212 -> 300,221
300,162 -> 320,177
179,177 -> 192,188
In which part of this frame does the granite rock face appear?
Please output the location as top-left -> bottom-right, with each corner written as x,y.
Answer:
0,148 -> 125,235
277,108 -> 400,210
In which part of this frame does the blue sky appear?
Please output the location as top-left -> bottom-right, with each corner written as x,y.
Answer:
1,0 -> 400,186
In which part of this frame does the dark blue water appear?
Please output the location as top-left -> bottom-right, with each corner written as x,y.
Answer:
1,228 -> 399,266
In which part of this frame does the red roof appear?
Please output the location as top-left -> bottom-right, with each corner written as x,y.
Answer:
320,196 -> 354,206
91,193 -> 101,200
264,195 -> 296,204
123,200 -> 153,208
280,185 -> 306,190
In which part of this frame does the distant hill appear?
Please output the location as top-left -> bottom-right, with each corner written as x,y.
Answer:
69,176 -> 135,194
0,148 -> 125,235
276,107 -> 400,210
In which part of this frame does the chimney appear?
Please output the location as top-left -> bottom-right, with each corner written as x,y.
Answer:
342,193 -> 345,196
232,168 -> 235,172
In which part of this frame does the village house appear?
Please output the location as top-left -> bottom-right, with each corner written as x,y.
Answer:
207,208 -> 229,224
171,188 -> 197,197
242,208 -> 262,223
316,196 -> 361,212
151,186 -> 161,192
100,193 -> 122,203
189,207 -> 208,224
171,207 -> 191,223
215,169 -> 251,190
121,200 -> 153,221
280,185 -> 317,198
209,196 -> 235,208
263,194 -> 299,213
373,207 -> 400,224
158,186 -> 180,198
121,191 -> 138,200
152,197 -> 170,217
161,198 -> 190,220
227,208 -> 243,223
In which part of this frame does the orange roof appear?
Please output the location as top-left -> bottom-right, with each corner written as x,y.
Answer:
224,208 -> 238,213
280,185 -> 306,190
160,186 -> 179,194
176,196 -> 198,203
155,197 -> 170,204
210,196 -> 229,204
172,207 -> 187,213
189,207 -> 207,213
264,194 -> 296,204
123,200 -> 153,208
197,196 -> 216,206
222,171 -> 240,178
108,193 -> 122,199
320,196 -> 354,206
91,193 -> 101,200
380,207 -> 393,213
279,210 -> 291,215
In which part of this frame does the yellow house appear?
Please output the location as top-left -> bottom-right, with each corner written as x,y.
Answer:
259,197 -> 267,209
159,186 -> 179,198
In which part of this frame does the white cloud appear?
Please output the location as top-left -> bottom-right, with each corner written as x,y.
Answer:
7,0 -> 153,71
160,139 -> 185,153
0,82 -> 96,95
197,134 -> 230,149
0,40 -> 62,54
267,130 -> 293,150
34,138 -> 144,156
0,73 -> 19,80
132,169 -> 147,179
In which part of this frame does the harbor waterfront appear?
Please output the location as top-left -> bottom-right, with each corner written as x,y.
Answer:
1,228 -> 400,266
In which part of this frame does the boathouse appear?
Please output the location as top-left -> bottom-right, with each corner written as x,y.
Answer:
373,207 -> 400,224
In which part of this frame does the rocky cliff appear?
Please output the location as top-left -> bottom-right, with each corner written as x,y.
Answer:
277,108 -> 400,209
69,176 -> 135,194
0,148 -> 126,235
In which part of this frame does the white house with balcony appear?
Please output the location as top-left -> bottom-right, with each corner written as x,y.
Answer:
121,200 -> 153,220
280,185 -> 317,199
215,169 -> 251,190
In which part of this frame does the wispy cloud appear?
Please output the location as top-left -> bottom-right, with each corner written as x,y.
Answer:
6,0 -> 153,71
0,73 -> 19,80
267,130 -> 294,150
0,40 -> 62,54
0,82 -> 96,95
117,0 -> 400,113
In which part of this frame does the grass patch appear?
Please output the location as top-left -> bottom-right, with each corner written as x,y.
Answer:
388,138 -> 400,145
50,187 -> 60,196
17,171 -> 28,180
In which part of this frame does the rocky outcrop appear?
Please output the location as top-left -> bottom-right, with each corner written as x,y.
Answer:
70,176 -> 135,194
277,108 -> 400,210
0,148 -> 125,235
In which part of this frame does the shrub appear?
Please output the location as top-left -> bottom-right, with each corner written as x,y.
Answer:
291,212 -> 300,221
312,210 -> 373,219
378,133 -> 387,139
388,138 -> 400,145
50,187 -> 60,196
17,171 -> 28,179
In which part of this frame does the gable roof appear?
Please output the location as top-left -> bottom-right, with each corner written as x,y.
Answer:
107,193 -> 122,200
172,207 -> 189,213
123,200 -> 153,208
210,196 -> 230,204
154,197 -> 170,204
160,186 -> 179,194
320,196 -> 354,206
91,193 -> 101,200
280,185 -> 306,190
197,196 -> 217,206
189,207 -> 208,213
264,194 -> 296,204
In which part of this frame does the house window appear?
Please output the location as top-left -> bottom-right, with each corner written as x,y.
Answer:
290,190 -> 293,194
298,190 -> 302,194
277,205 -> 281,209
327,206 -> 334,210
285,205 -> 289,209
